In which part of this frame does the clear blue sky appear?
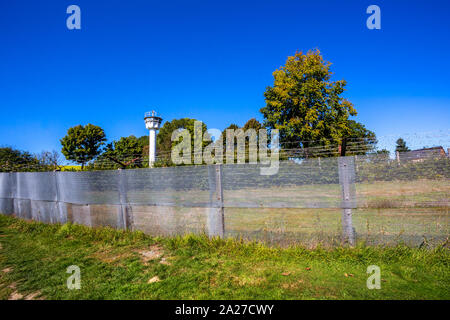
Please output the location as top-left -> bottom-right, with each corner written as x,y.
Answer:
0,0 -> 449,155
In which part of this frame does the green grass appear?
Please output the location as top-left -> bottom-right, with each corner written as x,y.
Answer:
0,214 -> 449,300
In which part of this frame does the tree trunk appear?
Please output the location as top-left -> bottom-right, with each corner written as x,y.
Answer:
340,138 -> 347,157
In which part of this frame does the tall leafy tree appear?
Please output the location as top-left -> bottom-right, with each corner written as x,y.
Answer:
215,123 -> 239,163
114,135 -> 147,156
260,50 -> 357,156
156,118 -> 209,164
242,119 -> 263,161
0,147 -> 39,172
375,148 -> 390,161
217,120 -> 264,163
223,124 -> 239,131
243,118 -> 262,131
219,124 -> 240,147
98,135 -> 148,169
395,138 -> 410,153
60,124 -> 106,169
345,120 -> 377,155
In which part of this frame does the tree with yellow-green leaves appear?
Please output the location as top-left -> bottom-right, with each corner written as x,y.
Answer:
260,49 -> 360,156
60,124 -> 106,169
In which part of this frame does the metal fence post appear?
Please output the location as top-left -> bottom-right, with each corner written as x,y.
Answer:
53,171 -> 67,224
8,172 -> 16,215
208,164 -> 225,238
338,156 -> 356,246
118,170 -> 133,230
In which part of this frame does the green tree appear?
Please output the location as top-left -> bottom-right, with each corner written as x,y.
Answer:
242,118 -> 262,131
223,124 -> 239,132
370,148 -> 390,162
345,120 -> 377,155
114,135 -> 147,156
242,119 -> 263,161
97,135 -> 148,169
0,147 -> 39,172
395,138 -> 410,153
60,124 -> 106,169
217,120 -> 264,163
260,50 -> 357,156
219,124 -> 239,146
376,149 -> 390,155
210,124 -> 238,163
156,118 -> 209,164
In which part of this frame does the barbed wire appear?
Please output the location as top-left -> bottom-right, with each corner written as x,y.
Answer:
1,131 -> 448,172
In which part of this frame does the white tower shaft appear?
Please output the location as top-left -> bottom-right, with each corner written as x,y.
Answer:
149,129 -> 156,167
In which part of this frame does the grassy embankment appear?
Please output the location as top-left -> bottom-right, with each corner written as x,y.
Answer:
0,215 -> 448,300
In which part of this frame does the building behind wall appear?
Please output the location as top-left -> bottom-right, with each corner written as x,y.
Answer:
399,146 -> 447,162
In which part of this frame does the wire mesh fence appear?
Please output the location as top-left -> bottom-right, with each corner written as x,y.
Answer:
0,152 -> 449,247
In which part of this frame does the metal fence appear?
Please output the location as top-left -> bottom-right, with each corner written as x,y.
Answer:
0,155 -> 449,247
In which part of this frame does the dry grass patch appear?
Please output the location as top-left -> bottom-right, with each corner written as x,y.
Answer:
232,275 -> 267,287
5,282 -> 42,300
137,244 -> 171,265
89,247 -> 134,264
8,291 -> 23,300
147,276 -> 160,283
24,291 -> 42,300
281,279 -> 305,290
160,257 -> 172,265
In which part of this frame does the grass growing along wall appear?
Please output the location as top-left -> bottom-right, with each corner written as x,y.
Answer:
0,215 -> 449,300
